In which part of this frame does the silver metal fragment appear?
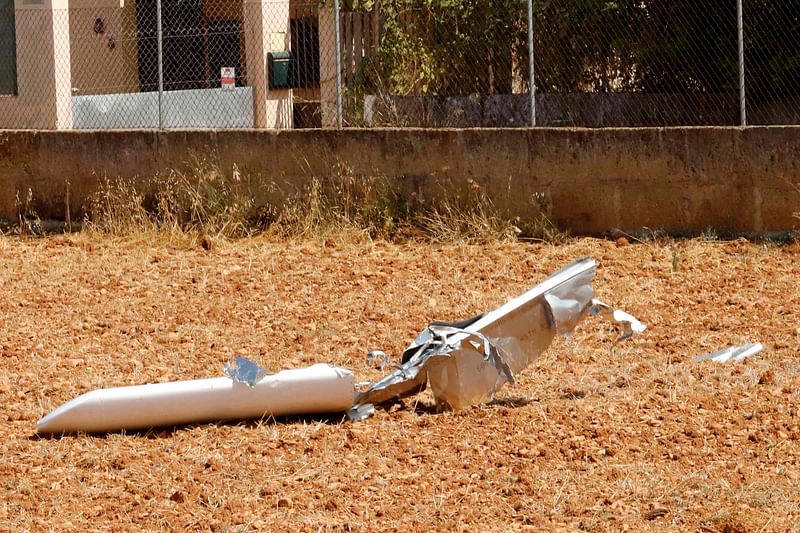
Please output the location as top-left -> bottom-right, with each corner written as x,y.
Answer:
693,342 -> 763,363
354,258 -> 600,411
346,403 -> 376,421
589,299 -> 647,341
223,356 -> 269,387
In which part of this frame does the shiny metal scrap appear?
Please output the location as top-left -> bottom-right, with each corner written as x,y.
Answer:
354,258 -> 600,411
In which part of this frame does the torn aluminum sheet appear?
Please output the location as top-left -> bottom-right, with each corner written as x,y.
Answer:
693,342 -> 763,363
356,258 -> 620,412
224,356 -> 269,387
36,360 -> 355,434
589,299 -> 648,341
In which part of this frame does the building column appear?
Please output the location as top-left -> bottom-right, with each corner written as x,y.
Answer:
242,0 -> 292,129
0,0 -> 72,129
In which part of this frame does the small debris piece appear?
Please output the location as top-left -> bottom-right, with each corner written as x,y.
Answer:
692,342 -> 763,363
347,403 -> 375,421
366,350 -> 390,371
589,299 -> 647,341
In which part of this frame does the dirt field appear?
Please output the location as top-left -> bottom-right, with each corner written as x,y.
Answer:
1,235 -> 798,532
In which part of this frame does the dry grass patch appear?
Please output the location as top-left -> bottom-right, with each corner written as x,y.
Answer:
73,164 -> 564,246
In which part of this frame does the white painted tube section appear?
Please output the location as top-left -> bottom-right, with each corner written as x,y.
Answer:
37,364 -> 355,434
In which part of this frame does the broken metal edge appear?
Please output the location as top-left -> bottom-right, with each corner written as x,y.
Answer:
463,258 -> 597,343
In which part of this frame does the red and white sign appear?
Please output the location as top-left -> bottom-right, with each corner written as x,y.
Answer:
220,67 -> 235,90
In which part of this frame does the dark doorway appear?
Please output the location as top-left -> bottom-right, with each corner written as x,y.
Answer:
290,11 -> 321,128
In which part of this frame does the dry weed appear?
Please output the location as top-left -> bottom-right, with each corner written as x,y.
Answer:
86,160 -> 258,241
12,188 -> 42,236
267,172 -> 409,242
79,164 -> 563,245
416,182 -> 562,244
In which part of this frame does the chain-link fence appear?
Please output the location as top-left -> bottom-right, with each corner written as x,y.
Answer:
0,0 -> 798,130
532,1 -> 741,126
743,1 -> 800,125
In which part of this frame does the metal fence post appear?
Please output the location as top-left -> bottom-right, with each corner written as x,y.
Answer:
527,0 -> 536,126
737,0 -> 746,126
156,0 -> 164,129
333,0 -> 343,129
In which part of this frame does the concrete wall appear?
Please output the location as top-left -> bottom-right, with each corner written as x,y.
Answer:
0,127 -> 798,234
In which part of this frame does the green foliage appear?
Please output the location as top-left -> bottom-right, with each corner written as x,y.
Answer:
533,0 -> 644,92
634,1 -> 737,93
357,0 -> 528,96
348,0 -> 800,100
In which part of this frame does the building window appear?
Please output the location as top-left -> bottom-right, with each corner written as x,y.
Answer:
0,0 -> 16,96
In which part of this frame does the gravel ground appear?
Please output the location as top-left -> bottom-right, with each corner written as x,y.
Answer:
1,235 -> 798,532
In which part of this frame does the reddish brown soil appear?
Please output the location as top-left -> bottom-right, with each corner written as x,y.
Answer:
1,235 -> 798,532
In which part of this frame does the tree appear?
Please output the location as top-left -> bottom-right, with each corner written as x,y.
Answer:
533,0 -> 644,92
353,0 -> 799,104
635,0 -> 737,93
357,0 -> 528,96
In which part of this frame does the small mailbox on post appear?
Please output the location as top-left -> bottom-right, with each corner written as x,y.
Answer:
268,51 -> 292,90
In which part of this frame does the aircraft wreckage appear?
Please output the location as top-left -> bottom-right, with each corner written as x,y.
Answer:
37,258 -> 647,434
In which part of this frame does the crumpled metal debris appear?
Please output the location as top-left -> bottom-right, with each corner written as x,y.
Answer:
352,258 -> 646,414
35,258 -> 650,433
224,356 -> 269,387
693,342 -> 763,363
